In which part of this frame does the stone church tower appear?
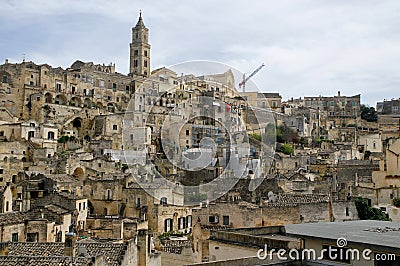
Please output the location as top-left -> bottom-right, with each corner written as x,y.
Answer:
130,11 -> 151,77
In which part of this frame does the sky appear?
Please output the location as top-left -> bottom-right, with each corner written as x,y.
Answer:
1,0 -> 399,106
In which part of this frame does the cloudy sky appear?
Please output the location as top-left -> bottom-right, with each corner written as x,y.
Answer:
1,0 -> 399,106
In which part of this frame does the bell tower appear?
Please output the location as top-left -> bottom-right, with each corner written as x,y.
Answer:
130,11 -> 151,77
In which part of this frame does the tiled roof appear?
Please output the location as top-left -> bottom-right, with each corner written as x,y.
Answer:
200,224 -> 230,230
0,256 -> 92,266
268,194 -> 329,207
0,212 -> 26,226
8,242 -> 64,256
80,242 -> 127,266
4,241 -> 128,266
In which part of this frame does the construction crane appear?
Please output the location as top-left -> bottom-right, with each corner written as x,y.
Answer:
238,63 -> 265,92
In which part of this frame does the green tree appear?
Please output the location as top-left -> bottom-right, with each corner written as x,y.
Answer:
57,135 -> 69,143
355,198 -> 390,221
393,198 -> 400,207
360,104 -> 378,122
281,143 -> 294,155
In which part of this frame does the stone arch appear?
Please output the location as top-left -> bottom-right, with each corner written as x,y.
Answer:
70,97 -> 82,107
83,98 -> 92,108
73,167 -> 85,179
107,102 -> 115,112
55,94 -> 67,105
45,92 -> 53,103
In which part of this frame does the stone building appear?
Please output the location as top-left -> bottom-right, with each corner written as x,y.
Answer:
377,98 -> 400,115
304,91 -> 361,128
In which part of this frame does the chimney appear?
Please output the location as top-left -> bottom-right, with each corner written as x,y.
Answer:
5,59 -> 8,64
64,232 -> 77,257
338,91 -> 341,97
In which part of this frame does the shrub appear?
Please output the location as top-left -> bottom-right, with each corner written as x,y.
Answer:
250,133 -> 262,142
57,135 -> 69,143
281,144 -> 294,155
393,198 -> 400,207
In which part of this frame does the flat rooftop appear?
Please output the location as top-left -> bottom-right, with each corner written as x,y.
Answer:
285,220 -> 400,249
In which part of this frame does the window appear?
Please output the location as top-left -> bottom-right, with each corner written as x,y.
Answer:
112,83 -> 117,90
160,197 -> 167,205
134,60 -> 138,67
331,101 -> 335,106
342,101 -> 345,106
164,219 -> 173,232
106,189 -> 111,201
126,85 -> 130,93
6,87 -> 10,94
134,50 -> 138,56
71,86 -> 76,94
12,233 -> 18,242
5,201 -> 9,211
345,207 -> 349,216
178,217 -> 185,229
113,125 -> 118,130
30,81 -> 34,86
27,233 -> 39,242
144,50 -> 148,57
47,131 -> 55,140
208,215 -> 218,224
0,131 -> 3,136
144,60 -> 148,67
186,216 -> 192,228
79,203 -> 82,211
83,89 -> 87,96
186,129 -> 190,136
2,76 -> 8,83
136,197 -> 141,208
222,215 -> 230,226
100,80 -> 104,88
56,83 -> 61,92
83,202 -> 86,210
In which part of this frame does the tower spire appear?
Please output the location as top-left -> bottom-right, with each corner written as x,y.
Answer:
130,11 -> 151,77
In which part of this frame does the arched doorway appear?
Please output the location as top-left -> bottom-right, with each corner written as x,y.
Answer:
45,92 -> 53,103
55,94 -> 67,105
